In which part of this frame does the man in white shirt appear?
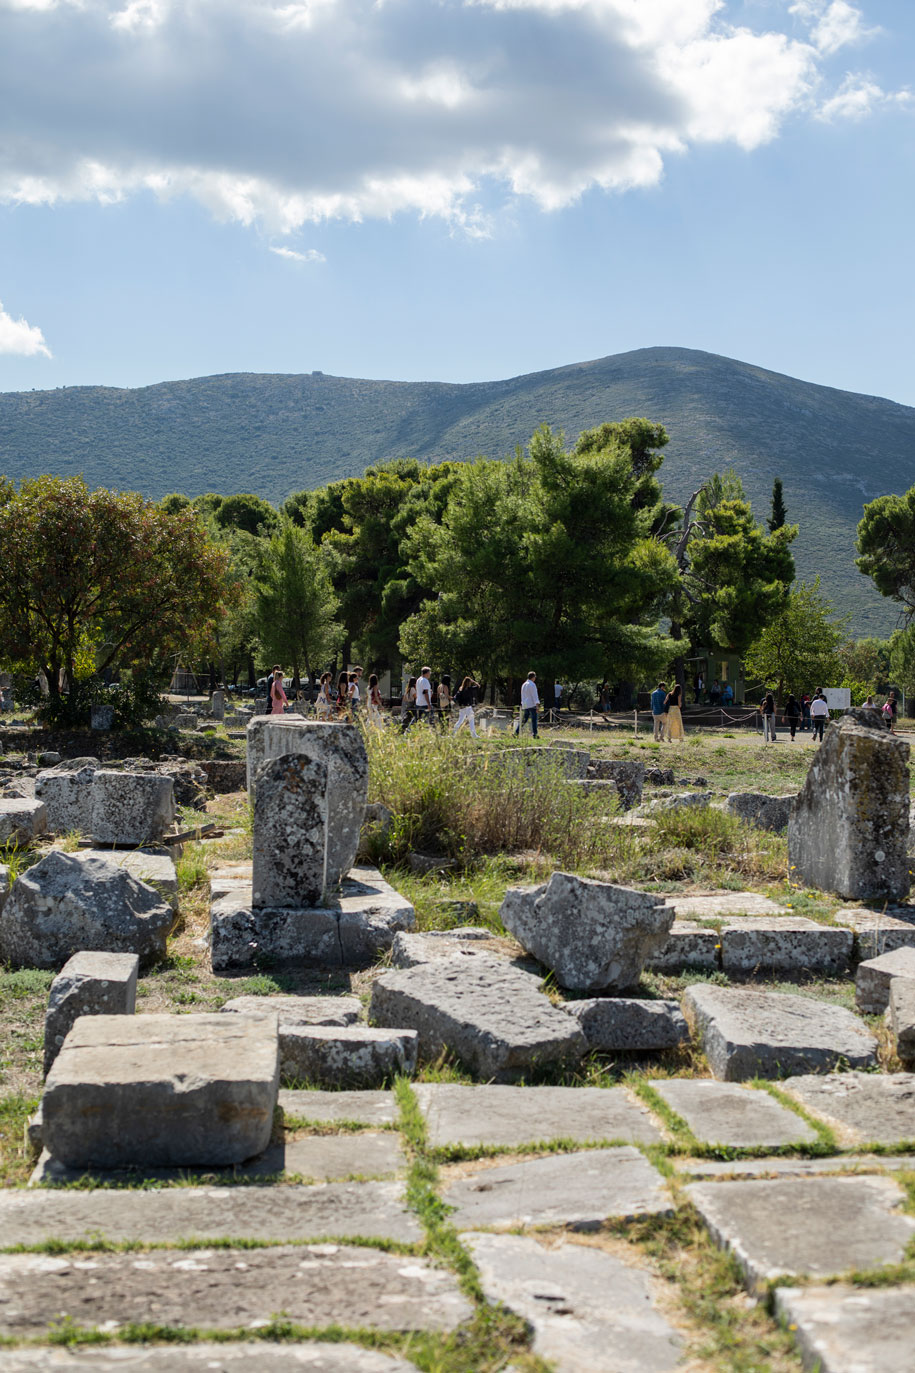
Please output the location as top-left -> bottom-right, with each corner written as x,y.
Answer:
415,667 -> 433,727
519,671 -> 540,737
810,690 -> 829,743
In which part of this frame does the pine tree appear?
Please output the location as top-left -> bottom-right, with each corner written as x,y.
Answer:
768,477 -> 787,532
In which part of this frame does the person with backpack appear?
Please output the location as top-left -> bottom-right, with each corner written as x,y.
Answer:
452,676 -> 479,736
783,693 -> 801,740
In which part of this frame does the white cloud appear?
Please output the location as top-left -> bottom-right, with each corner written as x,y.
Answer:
789,1 -> 878,56
0,300 -> 52,357
0,0 -> 895,235
818,73 -> 912,122
269,244 -> 326,263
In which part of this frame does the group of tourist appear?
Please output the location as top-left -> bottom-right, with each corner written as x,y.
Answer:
760,688 -> 900,743
650,681 -> 686,742
399,668 -> 483,735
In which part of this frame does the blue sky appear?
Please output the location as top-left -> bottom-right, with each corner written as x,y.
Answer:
1,0 -> 913,403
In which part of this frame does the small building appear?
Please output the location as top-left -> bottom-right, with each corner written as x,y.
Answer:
686,648 -> 746,705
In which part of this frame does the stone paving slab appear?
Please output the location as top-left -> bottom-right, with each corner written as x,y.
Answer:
220,994 -> 363,1026
841,907 -> 915,958
719,918 -> 853,974
0,1182 -> 421,1247
651,1079 -> 817,1148
645,921 -> 719,972
775,1283 -> 915,1373
467,1231 -> 685,1372
665,892 -> 789,919
685,1175 -> 915,1291
279,1089 -> 397,1125
677,1155 -> 915,1179
0,1346 -> 417,1371
0,1245 -> 471,1338
283,1132 -> 406,1181
442,1147 -> 672,1231
414,1083 -> 664,1149
782,1072 -> 915,1146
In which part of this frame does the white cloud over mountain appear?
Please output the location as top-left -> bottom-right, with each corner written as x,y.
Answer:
0,299 -> 52,357
0,0 -> 900,233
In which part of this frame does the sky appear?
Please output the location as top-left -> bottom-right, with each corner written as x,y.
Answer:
1,0 -> 913,404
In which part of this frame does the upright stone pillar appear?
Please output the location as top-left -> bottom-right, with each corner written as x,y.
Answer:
252,754 -> 328,908
211,690 -> 225,721
788,710 -> 910,901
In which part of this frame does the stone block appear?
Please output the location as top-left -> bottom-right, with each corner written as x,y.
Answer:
43,950 -> 139,1076
277,1025 -> 418,1087
0,851 -> 176,970
667,892 -> 789,919
42,1012 -> 280,1168
90,770 -> 176,845
651,1079 -> 817,1147
648,790 -> 714,812
199,758 -> 246,792
725,791 -> 792,831
563,997 -> 689,1051
282,1132 -> 406,1182
720,917 -> 853,974
246,717 -> 368,885
0,1348 -> 416,1372
645,920 -> 719,972
34,760 -> 99,833
685,983 -> 877,1081
414,1083 -> 662,1149
788,714 -> 910,900
279,1088 -> 397,1125
173,712 -> 197,729
888,976 -> 915,1065
391,928 -> 504,968
370,953 -> 586,1081
211,689 -> 225,720
855,946 -> 915,1012
252,753 -> 328,908
775,1283 -> 915,1373
843,906 -> 915,958
782,1072 -> 915,1146
500,871 -> 673,991
220,993 -> 362,1026
90,704 -> 113,730
587,757 -> 644,808
0,797 -> 47,844
75,847 -> 178,909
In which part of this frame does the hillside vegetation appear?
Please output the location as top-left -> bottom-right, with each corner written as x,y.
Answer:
2,346 -> 913,633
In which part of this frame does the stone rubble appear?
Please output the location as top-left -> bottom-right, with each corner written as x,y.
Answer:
725,791 -> 792,832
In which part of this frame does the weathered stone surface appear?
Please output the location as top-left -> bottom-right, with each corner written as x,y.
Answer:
647,790 -> 714,812
43,950 -> 138,1076
685,983 -> 878,1080
677,1154 -> 915,1179
284,1131 -> 406,1181
788,714 -> 910,900
75,847 -> 178,909
500,872 -> 673,991
468,1232 -> 684,1373
221,994 -> 362,1026
888,976 -> 915,1065
211,689 -> 225,720
651,1079 -> 817,1147
0,851 -> 176,970
720,917 -> 853,974
0,1181 -> 418,1245
200,758 -> 247,792
278,1025 -> 419,1087
855,946 -> 915,1012
842,906 -> 915,957
414,1083 -> 663,1148
90,770 -> 176,845
645,920 -> 719,972
782,1072 -> 915,1146
0,863 -> 8,915
0,796 -> 47,844
775,1284 -> 915,1373
42,1013 -> 279,1168
564,997 -> 689,1051
370,954 -> 586,1081
391,928 -> 506,968
725,791 -> 792,832
0,1346 -> 417,1371
686,1175 -> 915,1292
0,1245 -> 470,1338
666,892 -> 789,919
173,712 -> 197,729
252,753 -> 328,908
443,1147 -> 672,1230
34,760 -> 99,833
587,758 -> 645,809
279,1088 -> 397,1125
90,703 -> 113,730
246,717 -> 368,885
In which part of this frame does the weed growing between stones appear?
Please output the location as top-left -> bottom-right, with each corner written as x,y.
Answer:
0,1093 -> 38,1185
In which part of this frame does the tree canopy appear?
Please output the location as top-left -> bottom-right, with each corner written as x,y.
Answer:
857,488 -> 915,613
743,579 -> 847,700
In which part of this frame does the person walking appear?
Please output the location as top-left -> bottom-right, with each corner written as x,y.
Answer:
336,671 -> 351,720
366,672 -> 383,726
882,692 -> 898,732
761,691 -> 777,743
414,667 -> 434,728
518,671 -> 540,737
269,667 -> 288,715
400,676 -> 417,732
663,682 -> 685,741
783,692 -> 801,740
436,674 -> 452,729
650,680 -> 668,742
453,676 -> 479,736
553,679 -> 563,719
801,693 -> 812,732
810,690 -> 829,742
316,671 -> 333,720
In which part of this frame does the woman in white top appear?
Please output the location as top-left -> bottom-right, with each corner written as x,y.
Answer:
316,671 -> 333,720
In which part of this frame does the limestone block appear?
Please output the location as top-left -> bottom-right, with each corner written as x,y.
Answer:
645,920 -> 719,972
842,907 -> 915,958
43,950 -> 139,1076
200,759 -> 247,792
76,848 -> 178,910
0,797 -> 47,844
392,928 -> 502,968
725,791 -> 792,832
720,917 -> 853,974
782,1072 -> 915,1147
500,871 -> 673,991
788,714 -> 910,900
279,1088 -> 397,1126
42,1013 -> 280,1168
252,754 -> 328,908
888,977 -> 915,1066
211,690 -> 225,720
685,983 -> 878,1081
0,1344 -> 417,1371
855,946 -> 915,1013
776,1284 -> 915,1373
35,761 -> 99,834
587,758 -> 645,808
563,997 -> 689,1051
246,717 -> 368,885
0,851 -> 176,970
369,953 -> 586,1081
220,994 -> 362,1027
173,712 -> 197,729
90,770 -> 176,845
414,1083 -> 662,1149
648,791 -> 714,812
651,1079 -> 817,1148
277,1025 -> 418,1087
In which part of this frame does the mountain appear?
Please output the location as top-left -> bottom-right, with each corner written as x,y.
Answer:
2,345 -> 914,634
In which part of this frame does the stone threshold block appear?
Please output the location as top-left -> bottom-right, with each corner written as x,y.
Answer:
0,1180 -> 419,1247
75,847 -> 178,910
467,1231 -> 684,1373
563,997 -> 689,1051
855,946 -> 915,1013
41,1013 -> 280,1168
645,921 -> 719,972
276,1025 -> 419,1088
0,1346 -> 419,1371
685,983 -> 877,1081
414,1083 -> 663,1150
650,1079 -> 817,1148
279,1088 -> 397,1126
720,917 -> 853,975
43,950 -> 139,1077
775,1284 -> 915,1373
686,1175 -> 915,1293
443,1147 -> 672,1231
0,1244 -> 472,1339
210,866 -> 415,970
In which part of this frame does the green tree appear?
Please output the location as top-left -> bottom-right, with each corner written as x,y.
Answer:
743,579 -> 847,701
215,492 -> 278,537
856,488 -> 915,612
159,492 -> 191,514
768,477 -> 787,532
838,637 -> 892,695
889,625 -> 915,701
254,520 -> 342,686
